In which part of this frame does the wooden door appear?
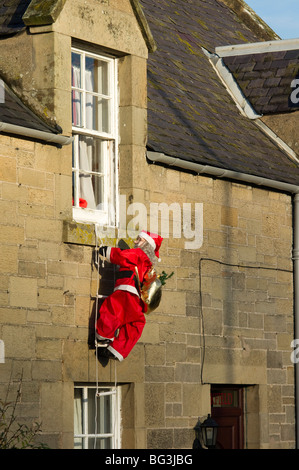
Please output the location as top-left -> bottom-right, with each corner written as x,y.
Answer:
211,386 -> 244,449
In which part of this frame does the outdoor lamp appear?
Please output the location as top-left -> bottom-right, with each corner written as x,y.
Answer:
193,414 -> 218,449
201,414 -> 218,449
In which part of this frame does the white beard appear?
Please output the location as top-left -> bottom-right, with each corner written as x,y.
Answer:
135,241 -> 156,264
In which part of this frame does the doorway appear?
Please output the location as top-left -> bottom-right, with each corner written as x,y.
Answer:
211,385 -> 244,449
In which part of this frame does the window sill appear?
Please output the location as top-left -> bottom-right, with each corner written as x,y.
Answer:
63,220 -> 133,248
63,220 -> 97,246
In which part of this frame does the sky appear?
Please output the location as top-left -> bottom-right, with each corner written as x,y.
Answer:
245,0 -> 299,39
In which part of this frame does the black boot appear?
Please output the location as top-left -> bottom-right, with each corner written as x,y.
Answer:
97,348 -> 117,360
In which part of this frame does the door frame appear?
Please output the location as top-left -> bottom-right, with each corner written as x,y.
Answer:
211,385 -> 244,449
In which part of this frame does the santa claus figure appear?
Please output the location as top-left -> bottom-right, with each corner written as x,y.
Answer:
96,231 -> 163,361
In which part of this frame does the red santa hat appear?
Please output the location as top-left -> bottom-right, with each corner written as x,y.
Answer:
139,230 -> 163,260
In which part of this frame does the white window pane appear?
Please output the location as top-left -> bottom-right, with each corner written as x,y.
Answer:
72,90 -> 82,127
98,61 -> 109,95
78,136 -> 93,171
93,139 -> 104,173
88,388 -> 112,435
78,174 -> 95,209
72,53 -> 82,127
78,137 -> 96,209
99,393 -> 112,434
86,94 -> 110,133
97,97 -> 110,133
85,57 -> 109,95
74,389 -> 83,435
74,386 -> 118,450
74,136 -> 104,210
72,52 -> 81,87
85,57 -> 94,92
91,175 -> 104,209
71,48 -> 117,225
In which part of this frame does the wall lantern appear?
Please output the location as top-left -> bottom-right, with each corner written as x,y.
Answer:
193,414 -> 218,449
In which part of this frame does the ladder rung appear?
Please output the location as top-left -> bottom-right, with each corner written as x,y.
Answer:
96,390 -> 116,397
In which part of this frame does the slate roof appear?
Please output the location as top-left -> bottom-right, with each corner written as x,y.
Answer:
140,0 -> 299,187
0,0 -> 30,35
0,78 -> 59,133
0,0 -> 65,34
221,47 -> 299,115
0,0 -> 64,134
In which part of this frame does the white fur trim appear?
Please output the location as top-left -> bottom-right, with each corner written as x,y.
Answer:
139,231 -> 156,250
106,246 -> 112,262
95,332 -> 114,342
114,285 -> 139,296
107,345 -> 124,361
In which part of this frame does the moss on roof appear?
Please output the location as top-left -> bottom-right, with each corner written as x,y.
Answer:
140,0 -> 299,185
218,0 -> 280,41
22,0 -> 67,26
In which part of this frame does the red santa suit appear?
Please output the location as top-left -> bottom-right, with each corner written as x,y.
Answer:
96,234 -> 162,361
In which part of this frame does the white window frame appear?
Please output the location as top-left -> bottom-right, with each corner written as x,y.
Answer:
74,384 -> 121,449
71,47 -> 119,227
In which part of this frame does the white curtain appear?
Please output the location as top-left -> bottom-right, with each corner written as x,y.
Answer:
74,389 -> 83,449
79,137 -> 97,210
72,63 -> 97,210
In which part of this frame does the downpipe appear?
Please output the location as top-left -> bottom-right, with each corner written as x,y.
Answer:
0,121 -> 73,146
293,194 -> 299,449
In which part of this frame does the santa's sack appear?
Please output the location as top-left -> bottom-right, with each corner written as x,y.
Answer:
135,267 -> 162,314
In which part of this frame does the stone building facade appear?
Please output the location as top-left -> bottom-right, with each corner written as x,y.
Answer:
0,0 -> 298,449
